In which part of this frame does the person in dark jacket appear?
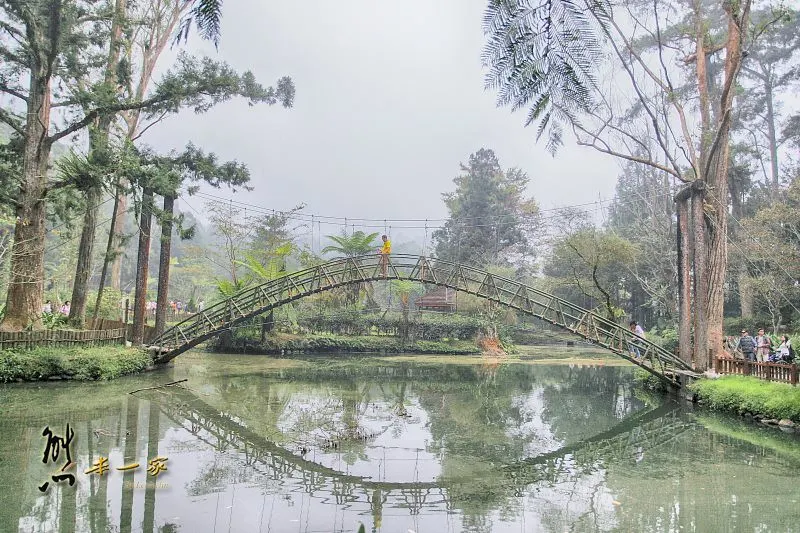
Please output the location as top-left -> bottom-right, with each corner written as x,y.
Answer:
735,329 -> 756,362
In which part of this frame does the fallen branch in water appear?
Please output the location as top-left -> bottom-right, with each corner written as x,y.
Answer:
128,379 -> 188,395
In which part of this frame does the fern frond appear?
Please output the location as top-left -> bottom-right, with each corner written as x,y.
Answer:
483,0 -> 610,153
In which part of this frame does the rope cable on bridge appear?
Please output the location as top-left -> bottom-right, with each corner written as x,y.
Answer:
189,189 -> 646,230
191,188 -> 675,224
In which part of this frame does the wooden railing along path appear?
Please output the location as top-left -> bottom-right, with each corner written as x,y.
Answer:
715,356 -> 798,385
0,317 -> 160,350
0,327 -> 127,350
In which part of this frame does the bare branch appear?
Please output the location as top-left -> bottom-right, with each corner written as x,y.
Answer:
574,123 -> 684,179
600,14 -> 690,178
130,110 -> 169,142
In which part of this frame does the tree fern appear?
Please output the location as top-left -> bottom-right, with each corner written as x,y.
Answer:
176,0 -> 224,47
321,231 -> 380,257
483,0 -> 610,152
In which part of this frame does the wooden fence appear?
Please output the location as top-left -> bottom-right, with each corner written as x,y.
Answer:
0,328 -> 127,350
715,356 -> 798,385
0,317 -> 160,351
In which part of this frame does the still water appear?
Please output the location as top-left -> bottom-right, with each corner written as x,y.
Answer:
0,351 -> 799,533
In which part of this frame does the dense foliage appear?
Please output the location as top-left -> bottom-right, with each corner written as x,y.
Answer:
433,149 -> 539,269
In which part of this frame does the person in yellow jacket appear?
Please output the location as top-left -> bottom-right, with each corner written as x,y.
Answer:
378,234 -> 391,277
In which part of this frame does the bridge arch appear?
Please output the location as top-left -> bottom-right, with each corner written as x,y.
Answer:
149,254 -> 692,384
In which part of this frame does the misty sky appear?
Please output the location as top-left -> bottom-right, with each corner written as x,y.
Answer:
142,0 -> 621,241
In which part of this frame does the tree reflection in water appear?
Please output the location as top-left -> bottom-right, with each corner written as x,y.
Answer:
2,357 -> 800,532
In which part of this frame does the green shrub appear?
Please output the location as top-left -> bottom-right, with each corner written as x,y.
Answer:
690,376 -> 800,422
288,311 -> 489,340
41,312 -> 68,329
211,332 -> 479,356
0,346 -> 152,382
646,327 -> 678,355
86,287 -> 124,320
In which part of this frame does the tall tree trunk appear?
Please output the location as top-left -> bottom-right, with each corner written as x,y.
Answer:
68,185 -> 102,328
94,184 -> 122,320
729,167 -> 752,318
68,0 -> 127,327
676,195 -> 692,365
109,190 -> 128,290
691,187 -> 709,369
154,195 -> 174,336
739,270 -> 753,318
702,2 -> 749,368
131,187 -> 153,345
0,70 -> 53,331
764,76 -> 780,198
112,1 -> 188,291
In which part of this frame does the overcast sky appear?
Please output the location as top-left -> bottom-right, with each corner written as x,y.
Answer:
141,0 -> 621,241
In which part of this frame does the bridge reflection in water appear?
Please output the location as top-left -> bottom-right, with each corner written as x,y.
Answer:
152,385 -> 687,518
3,359 -> 799,533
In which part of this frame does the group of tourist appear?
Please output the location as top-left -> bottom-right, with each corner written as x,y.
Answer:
731,328 -> 795,364
42,300 -> 70,315
144,300 -> 202,315
626,320 -> 795,365
40,298 -> 206,318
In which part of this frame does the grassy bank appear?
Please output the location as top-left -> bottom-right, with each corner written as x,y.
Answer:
689,376 -> 800,422
0,346 -> 153,382
210,333 -> 480,356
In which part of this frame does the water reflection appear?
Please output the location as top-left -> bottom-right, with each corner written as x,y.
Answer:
1,354 -> 799,532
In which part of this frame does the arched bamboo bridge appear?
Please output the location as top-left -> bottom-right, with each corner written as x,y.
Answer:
149,254 -> 694,385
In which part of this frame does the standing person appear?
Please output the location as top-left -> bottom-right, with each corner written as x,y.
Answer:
628,320 -> 645,358
735,329 -> 756,362
378,234 -> 391,277
777,335 -> 794,363
198,299 -> 205,312
754,328 -> 772,363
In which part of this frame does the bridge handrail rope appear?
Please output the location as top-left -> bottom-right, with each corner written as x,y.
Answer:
149,254 -> 692,383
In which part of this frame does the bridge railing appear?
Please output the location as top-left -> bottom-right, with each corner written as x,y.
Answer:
150,254 -> 691,379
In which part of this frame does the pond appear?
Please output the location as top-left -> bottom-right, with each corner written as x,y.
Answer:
0,351 -> 799,533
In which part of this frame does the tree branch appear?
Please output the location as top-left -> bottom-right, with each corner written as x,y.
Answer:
0,80 -> 28,102
49,92 -> 171,143
0,19 -> 25,41
0,107 -> 24,135
0,44 -> 29,68
0,193 -> 22,209
601,12 -> 693,177
130,110 -> 169,142
574,126 -> 683,180
682,43 -> 726,64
